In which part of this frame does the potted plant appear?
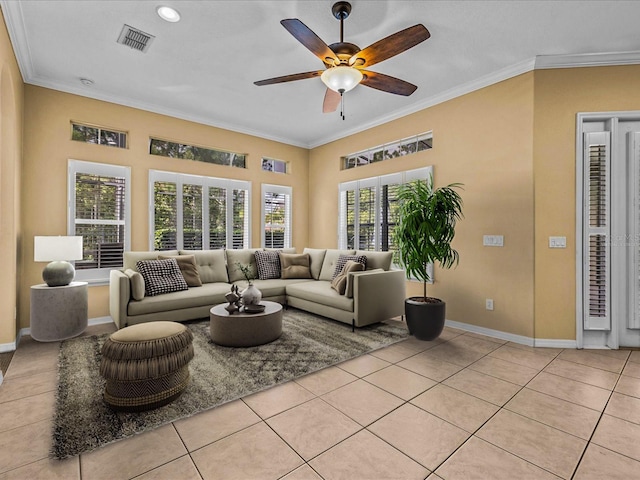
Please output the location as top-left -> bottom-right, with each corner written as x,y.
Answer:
235,262 -> 262,305
395,176 -> 463,340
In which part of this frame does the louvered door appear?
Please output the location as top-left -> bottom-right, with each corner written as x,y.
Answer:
583,132 -> 611,331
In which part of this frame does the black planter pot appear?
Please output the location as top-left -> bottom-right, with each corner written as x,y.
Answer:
404,297 -> 446,341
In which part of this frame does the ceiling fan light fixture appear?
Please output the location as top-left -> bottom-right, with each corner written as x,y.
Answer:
321,66 -> 363,93
157,6 -> 181,23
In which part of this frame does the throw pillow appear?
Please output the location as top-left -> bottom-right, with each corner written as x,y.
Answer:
279,253 -> 312,279
159,254 -> 202,287
136,258 -> 189,297
332,254 -> 367,279
331,260 -> 365,295
123,268 -> 145,301
254,250 -> 281,280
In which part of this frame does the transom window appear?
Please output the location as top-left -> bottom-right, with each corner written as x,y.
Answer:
342,132 -> 432,170
149,170 -> 250,250
149,138 -> 246,168
71,122 -> 128,149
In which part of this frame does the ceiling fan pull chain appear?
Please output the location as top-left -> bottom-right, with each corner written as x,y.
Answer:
340,92 -> 345,120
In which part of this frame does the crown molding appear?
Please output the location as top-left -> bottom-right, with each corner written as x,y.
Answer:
1,0 -> 33,81
535,50 -> 640,69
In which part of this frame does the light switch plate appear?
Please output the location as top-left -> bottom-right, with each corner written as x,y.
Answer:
483,235 -> 504,247
549,236 -> 567,248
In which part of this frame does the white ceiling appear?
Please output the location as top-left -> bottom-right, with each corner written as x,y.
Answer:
3,0 -> 640,148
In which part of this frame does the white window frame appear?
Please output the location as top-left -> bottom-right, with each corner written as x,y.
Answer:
148,170 -> 251,251
67,159 -> 131,284
261,184 -> 292,248
338,166 -> 433,280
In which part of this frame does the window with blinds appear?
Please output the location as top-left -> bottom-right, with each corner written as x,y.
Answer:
338,167 -> 432,271
583,132 -> 611,330
149,170 -> 250,251
262,185 -> 292,248
68,160 -> 131,282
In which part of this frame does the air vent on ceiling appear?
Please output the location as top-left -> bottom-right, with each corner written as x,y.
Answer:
117,24 -> 155,53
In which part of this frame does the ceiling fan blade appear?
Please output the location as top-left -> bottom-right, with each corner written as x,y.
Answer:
323,88 -> 341,113
281,19 -> 339,65
360,71 -> 417,96
254,71 -> 323,86
350,24 -> 430,68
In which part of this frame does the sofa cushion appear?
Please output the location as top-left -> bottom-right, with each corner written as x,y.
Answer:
355,250 -> 393,271
286,280 -> 354,312
124,269 -> 145,300
124,250 -> 179,272
332,254 -> 367,279
127,282 -> 232,316
159,254 -> 202,287
331,260 -> 365,295
249,278 -> 312,298
302,248 -> 327,280
255,250 -> 281,280
136,258 -> 189,297
280,253 -> 312,279
226,249 -> 261,283
265,247 -> 297,254
179,249 -> 228,284
318,249 -> 356,281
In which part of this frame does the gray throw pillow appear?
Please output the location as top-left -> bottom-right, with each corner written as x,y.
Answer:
255,250 -> 281,280
331,260 -> 365,295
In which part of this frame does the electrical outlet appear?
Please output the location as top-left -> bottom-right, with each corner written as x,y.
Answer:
486,299 -> 494,311
483,235 -> 504,247
549,236 -> 567,248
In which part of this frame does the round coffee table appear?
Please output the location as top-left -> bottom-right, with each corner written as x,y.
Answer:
209,300 -> 283,347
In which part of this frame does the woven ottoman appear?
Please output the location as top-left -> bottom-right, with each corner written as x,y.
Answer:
99,321 -> 194,412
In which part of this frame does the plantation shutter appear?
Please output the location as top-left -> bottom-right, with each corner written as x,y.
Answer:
630,132 -> 640,329
338,181 -> 357,249
182,184 -> 203,250
232,188 -> 250,249
153,181 -> 178,250
208,187 -> 227,249
584,131 -> 611,331
262,185 -> 291,249
357,178 -> 378,250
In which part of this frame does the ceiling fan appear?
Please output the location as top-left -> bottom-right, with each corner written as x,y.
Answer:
254,1 -> 430,118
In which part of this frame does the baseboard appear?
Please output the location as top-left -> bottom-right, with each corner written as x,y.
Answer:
2,317 -> 114,353
445,319 -> 535,346
89,316 -> 114,326
534,338 -> 578,349
445,319 -> 580,349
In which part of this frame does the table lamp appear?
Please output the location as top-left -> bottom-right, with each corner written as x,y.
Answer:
34,236 -> 83,287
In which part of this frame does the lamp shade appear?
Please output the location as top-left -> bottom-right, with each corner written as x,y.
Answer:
321,66 -> 363,93
34,236 -> 83,262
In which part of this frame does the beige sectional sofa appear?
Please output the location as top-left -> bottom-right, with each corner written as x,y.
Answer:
109,248 -> 406,330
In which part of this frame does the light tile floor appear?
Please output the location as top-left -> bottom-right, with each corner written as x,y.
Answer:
2,320 -> 640,479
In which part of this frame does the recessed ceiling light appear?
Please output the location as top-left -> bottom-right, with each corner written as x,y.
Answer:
157,6 -> 180,23
80,78 -> 94,86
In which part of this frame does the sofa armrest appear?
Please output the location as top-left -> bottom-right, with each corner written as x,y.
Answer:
353,269 -> 406,327
109,269 -> 130,329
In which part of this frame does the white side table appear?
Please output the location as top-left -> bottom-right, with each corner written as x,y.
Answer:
30,281 -> 88,342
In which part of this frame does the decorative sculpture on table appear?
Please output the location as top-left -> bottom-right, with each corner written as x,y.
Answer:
224,285 -> 242,314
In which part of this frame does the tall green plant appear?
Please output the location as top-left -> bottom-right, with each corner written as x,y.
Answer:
395,177 -> 464,301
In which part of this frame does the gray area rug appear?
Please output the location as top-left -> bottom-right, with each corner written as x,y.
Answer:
52,309 -> 409,459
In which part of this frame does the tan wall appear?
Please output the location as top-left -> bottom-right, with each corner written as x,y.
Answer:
533,65 -> 640,340
0,8 -> 24,347
310,73 -> 535,337
19,86 -> 309,329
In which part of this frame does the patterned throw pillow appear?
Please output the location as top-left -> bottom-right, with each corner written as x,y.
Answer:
254,250 -> 281,280
331,260 -> 365,295
332,255 -> 367,279
136,258 -> 189,297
